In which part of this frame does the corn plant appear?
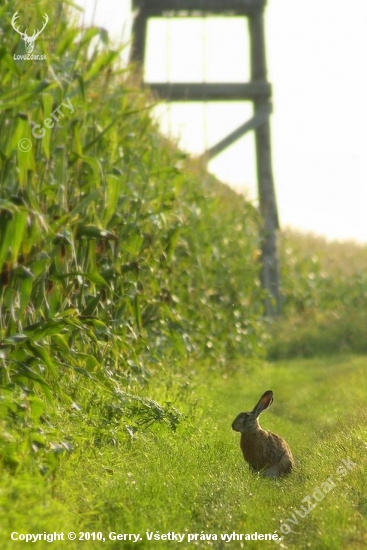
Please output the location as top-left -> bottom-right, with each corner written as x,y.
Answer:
0,0 -> 264,471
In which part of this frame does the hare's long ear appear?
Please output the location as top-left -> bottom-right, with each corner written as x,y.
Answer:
252,390 -> 273,417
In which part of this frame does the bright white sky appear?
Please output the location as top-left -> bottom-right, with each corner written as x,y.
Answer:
75,0 -> 367,244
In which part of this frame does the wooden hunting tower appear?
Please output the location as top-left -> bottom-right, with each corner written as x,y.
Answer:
131,0 -> 280,315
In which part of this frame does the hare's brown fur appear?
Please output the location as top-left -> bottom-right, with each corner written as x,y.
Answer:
232,390 -> 294,477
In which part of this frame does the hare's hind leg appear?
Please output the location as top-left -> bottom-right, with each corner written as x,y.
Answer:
262,464 -> 280,478
279,453 -> 293,475
265,454 -> 293,477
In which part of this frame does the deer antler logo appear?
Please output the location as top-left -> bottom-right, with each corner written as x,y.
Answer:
11,11 -> 49,54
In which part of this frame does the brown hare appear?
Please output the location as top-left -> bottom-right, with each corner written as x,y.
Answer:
232,390 -> 294,477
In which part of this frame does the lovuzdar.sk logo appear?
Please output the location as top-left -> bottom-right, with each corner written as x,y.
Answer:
11,10 -> 48,59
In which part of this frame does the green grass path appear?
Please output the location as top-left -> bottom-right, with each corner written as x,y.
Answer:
1,356 -> 366,549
